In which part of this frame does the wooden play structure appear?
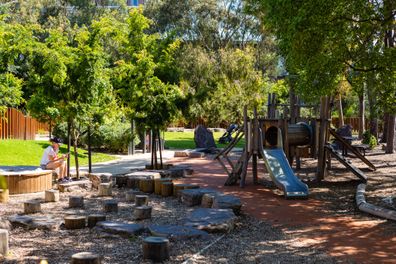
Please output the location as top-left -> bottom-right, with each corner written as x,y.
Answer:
215,95 -> 376,199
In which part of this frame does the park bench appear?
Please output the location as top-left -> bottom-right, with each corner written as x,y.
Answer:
352,144 -> 370,156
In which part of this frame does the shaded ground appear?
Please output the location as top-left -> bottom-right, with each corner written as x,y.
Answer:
0,183 -> 335,263
172,146 -> 396,263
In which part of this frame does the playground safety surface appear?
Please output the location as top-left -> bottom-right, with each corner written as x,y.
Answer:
172,149 -> 396,263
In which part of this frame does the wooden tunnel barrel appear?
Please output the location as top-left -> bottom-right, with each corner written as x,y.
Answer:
0,169 -> 52,194
265,123 -> 312,147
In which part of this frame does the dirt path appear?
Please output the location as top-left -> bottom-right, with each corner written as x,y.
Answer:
172,155 -> 396,263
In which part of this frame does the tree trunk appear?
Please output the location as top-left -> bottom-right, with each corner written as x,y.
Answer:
49,121 -> 52,139
381,113 -> 389,143
67,121 -> 71,178
337,95 -> 344,127
88,125 -> 92,174
358,93 -> 365,139
73,125 -> 80,179
367,75 -> 378,138
158,129 -> 163,169
386,115 -> 395,154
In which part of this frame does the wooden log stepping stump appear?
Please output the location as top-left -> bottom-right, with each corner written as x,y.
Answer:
115,175 -> 127,188
135,195 -> 149,206
212,195 -> 242,215
24,200 -> 41,214
202,193 -> 218,208
139,178 -> 154,193
58,180 -> 91,192
180,188 -> 218,207
134,206 -> 152,220
89,172 -> 112,190
71,251 -> 101,264
64,215 -> 86,229
69,196 -> 84,208
45,189 -> 60,202
0,229 -> 9,256
125,190 -> 143,202
173,183 -> 200,199
161,182 -> 174,197
87,214 -> 106,228
142,236 -> 170,262
98,183 -> 112,197
0,189 -> 9,203
155,178 -> 172,195
103,200 -> 118,213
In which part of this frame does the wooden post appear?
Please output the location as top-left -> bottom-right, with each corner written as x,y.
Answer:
98,183 -> 112,196
88,126 -> 92,174
87,214 -> 106,228
0,229 -> 9,256
252,107 -> 258,185
24,200 -> 41,214
103,200 -> 118,213
139,178 -> 154,193
135,195 -> 149,206
67,121 -> 71,178
69,196 -> 84,208
134,205 -> 152,220
161,182 -> 173,197
142,237 -> 170,262
45,189 -> 60,202
240,106 -> 249,187
64,216 -> 86,229
71,252 -> 101,264
0,189 -> 9,203
358,92 -> 365,139
317,96 -> 330,181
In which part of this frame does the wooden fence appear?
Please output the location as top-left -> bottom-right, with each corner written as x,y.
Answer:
0,108 -> 48,140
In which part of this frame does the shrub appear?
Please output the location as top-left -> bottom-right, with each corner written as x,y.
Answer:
362,131 -> 377,149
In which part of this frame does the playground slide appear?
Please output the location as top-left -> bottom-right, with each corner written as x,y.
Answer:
259,146 -> 309,199
325,145 -> 368,182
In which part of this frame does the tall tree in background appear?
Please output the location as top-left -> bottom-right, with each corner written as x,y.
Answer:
249,0 -> 395,147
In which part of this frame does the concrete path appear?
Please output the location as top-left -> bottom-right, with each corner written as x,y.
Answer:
78,150 -> 175,175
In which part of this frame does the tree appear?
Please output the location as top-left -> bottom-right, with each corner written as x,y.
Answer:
249,0 -> 395,148
112,8 -> 183,168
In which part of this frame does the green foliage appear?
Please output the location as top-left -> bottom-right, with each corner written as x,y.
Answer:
0,139 -> 116,167
248,0 -> 395,107
362,130 -> 377,149
0,73 -> 23,114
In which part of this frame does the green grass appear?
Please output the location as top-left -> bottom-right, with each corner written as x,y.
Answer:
164,131 -> 245,150
0,140 -> 116,167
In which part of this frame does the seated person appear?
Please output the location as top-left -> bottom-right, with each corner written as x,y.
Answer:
40,137 -> 69,183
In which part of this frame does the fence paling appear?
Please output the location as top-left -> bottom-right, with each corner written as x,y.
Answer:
0,108 -> 48,140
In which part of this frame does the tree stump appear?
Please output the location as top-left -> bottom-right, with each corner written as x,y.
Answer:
64,215 -> 86,229
69,196 -> 84,208
103,200 -> 118,213
24,200 -> 41,214
139,179 -> 154,193
87,214 -> 106,228
0,189 -> 9,203
125,190 -> 143,202
0,229 -> 8,256
142,236 -> 169,262
45,189 -> 60,202
202,193 -> 217,208
126,177 -> 138,189
98,183 -> 112,197
154,178 -> 172,195
173,184 -> 200,199
135,195 -> 149,206
134,206 -> 152,220
115,176 -> 127,188
71,252 -> 101,264
161,182 -> 173,197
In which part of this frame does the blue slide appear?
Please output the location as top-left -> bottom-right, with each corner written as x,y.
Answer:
260,147 -> 309,199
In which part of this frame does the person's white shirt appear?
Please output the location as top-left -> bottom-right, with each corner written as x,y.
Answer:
40,146 -> 58,165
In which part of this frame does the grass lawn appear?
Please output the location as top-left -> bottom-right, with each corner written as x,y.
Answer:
0,140 -> 116,167
164,131 -> 245,149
